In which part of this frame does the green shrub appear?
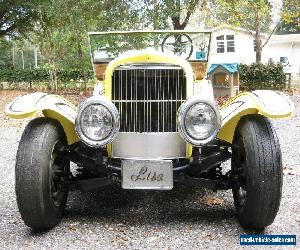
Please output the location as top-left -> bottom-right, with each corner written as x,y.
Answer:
0,68 -> 94,83
0,68 -> 94,90
239,63 -> 286,90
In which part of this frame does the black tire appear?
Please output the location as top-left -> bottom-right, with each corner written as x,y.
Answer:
15,117 -> 69,230
231,114 -> 282,230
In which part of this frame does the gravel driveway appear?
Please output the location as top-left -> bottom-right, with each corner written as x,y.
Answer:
0,92 -> 299,250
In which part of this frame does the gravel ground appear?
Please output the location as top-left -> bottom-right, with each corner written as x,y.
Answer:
0,92 -> 299,250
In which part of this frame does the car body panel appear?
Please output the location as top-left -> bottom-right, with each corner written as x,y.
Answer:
5,93 -> 79,144
218,90 -> 294,143
100,49 -> 215,158
5,89 -> 294,158
103,49 -> 195,100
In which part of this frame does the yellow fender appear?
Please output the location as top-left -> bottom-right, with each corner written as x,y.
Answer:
5,92 -> 79,144
218,90 -> 294,143
5,90 -> 294,150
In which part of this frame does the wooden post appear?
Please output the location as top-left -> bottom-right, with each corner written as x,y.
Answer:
237,72 -> 240,94
229,74 -> 234,97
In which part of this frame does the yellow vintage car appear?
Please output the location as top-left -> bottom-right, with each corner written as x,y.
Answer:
6,30 -> 294,230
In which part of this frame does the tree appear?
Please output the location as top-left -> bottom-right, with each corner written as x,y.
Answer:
163,0 -> 201,30
0,38 -> 13,68
0,0 -> 204,77
277,0 -> 300,34
206,0 -> 275,63
132,0 -> 202,30
0,0 -> 39,37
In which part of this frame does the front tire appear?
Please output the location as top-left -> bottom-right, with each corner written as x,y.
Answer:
15,117 -> 69,230
232,114 -> 282,230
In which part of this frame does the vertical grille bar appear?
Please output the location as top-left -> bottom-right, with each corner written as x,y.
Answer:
112,65 -> 186,133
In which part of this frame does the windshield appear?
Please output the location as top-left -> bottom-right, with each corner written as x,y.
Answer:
88,30 -> 211,62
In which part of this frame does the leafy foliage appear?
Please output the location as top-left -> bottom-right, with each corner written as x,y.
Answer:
277,0 -> 300,34
0,0 -> 297,92
0,0 -> 40,37
0,68 -> 93,88
206,0 -> 272,32
0,39 -> 13,68
239,63 -> 286,90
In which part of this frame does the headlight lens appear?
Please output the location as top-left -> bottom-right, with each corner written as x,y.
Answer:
178,98 -> 221,146
185,103 -> 218,140
81,104 -> 113,141
75,97 -> 119,147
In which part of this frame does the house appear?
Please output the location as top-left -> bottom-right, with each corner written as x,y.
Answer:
208,27 -> 300,85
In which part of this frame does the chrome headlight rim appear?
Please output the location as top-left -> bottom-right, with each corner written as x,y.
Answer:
75,97 -> 120,147
177,97 -> 221,146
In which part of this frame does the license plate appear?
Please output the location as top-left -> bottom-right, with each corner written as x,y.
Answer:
121,159 -> 173,190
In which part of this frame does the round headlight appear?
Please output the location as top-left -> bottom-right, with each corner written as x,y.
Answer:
178,98 -> 221,146
75,97 -> 119,147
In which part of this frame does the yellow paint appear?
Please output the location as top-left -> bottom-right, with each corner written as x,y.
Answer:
103,50 -> 195,100
103,50 -> 196,157
42,109 -> 79,144
5,93 -> 79,145
101,51 -> 294,158
7,110 -> 40,119
218,108 -> 258,143
218,91 -> 293,143
186,144 -> 193,158
6,53 -> 294,161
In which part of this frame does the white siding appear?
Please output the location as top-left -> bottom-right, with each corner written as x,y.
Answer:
209,28 -> 300,77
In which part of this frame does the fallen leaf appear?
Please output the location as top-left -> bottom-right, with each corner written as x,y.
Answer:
68,222 -> 79,231
283,166 -> 296,176
9,219 -> 18,224
201,195 -> 224,206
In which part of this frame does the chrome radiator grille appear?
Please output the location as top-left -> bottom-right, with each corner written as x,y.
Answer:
112,65 -> 186,132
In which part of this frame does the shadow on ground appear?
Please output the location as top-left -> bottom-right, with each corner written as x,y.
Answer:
64,184 -> 237,226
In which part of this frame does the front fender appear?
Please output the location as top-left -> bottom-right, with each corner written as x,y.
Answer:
5,92 -> 79,144
218,90 -> 294,143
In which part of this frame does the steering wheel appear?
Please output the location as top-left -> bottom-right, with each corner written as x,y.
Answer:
161,34 -> 193,60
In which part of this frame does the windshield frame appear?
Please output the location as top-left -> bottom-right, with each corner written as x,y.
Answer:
88,30 -> 212,63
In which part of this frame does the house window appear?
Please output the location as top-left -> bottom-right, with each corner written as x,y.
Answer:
216,35 -> 235,53
217,42 -> 225,53
226,35 -> 235,52
217,35 -> 225,53
253,40 -> 256,52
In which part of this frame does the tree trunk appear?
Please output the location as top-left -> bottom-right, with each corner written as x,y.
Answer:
21,50 -> 25,69
153,0 -> 159,29
255,8 -> 262,63
171,0 -> 186,30
12,46 -> 15,68
76,37 -> 86,91
169,0 -> 198,30
34,47 -> 38,68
